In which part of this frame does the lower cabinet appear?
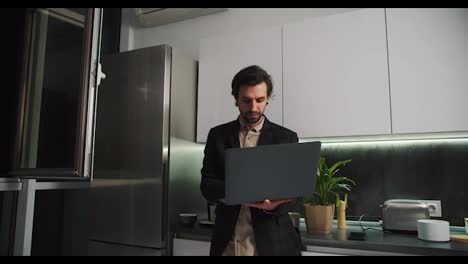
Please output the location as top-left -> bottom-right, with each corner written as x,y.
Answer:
173,238 -> 418,256
173,238 -> 211,256
303,246 -> 417,256
301,251 -> 348,256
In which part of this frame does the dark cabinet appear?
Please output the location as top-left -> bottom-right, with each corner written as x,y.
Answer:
12,8 -> 103,179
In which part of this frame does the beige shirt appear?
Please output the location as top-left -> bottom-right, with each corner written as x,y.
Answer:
223,116 -> 265,256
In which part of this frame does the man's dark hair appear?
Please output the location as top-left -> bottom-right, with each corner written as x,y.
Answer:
231,65 -> 273,99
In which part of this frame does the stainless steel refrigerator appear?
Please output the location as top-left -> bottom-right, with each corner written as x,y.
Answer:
88,45 -> 200,256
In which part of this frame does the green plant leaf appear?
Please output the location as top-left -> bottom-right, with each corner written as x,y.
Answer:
336,183 -> 352,192
311,157 -> 355,206
329,159 -> 352,174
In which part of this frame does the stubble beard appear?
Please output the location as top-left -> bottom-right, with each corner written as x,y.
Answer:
242,111 -> 262,125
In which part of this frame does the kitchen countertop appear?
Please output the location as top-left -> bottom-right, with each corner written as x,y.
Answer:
175,219 -> 468,256
175,221 -> 214,242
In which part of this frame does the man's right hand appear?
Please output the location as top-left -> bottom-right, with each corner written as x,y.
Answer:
244,199 -> 292,211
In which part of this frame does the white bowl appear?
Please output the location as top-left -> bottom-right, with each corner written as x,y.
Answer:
417,219 -> 450,242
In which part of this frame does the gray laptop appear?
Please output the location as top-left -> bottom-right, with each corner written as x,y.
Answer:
224,141 -> 321,206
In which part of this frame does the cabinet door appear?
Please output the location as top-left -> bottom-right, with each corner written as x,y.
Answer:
386,8 -> 468,134
12,8 -> 103,178
283,8 -> 391,138
197,27 -> 283,142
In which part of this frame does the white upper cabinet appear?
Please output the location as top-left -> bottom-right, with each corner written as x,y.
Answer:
197,26 -> 283,142
386,8 -> 468,134
282,8 -> 391,138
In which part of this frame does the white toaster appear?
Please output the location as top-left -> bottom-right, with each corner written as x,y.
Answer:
381,199 -> 430,233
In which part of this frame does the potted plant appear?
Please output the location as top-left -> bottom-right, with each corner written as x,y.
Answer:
304,157 -> 355,234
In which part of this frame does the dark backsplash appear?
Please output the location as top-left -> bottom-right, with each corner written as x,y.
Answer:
320,138 -> 468,226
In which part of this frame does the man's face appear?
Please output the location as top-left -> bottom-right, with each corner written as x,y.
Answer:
235,82 -> 269,125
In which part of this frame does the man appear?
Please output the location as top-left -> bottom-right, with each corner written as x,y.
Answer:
200,65 -> 303,256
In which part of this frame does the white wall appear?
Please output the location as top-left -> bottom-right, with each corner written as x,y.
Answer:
120,8 -> 135,51
121,8 -> 362,60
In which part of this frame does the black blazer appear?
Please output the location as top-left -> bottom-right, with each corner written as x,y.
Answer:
200,116 -> 303,256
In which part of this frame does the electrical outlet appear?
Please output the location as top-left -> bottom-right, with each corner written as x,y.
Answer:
417,200 -> 442,217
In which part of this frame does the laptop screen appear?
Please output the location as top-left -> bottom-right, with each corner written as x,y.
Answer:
224,141 -> 321,206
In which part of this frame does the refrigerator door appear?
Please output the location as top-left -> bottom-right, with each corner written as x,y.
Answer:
90,45 -> 172,249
